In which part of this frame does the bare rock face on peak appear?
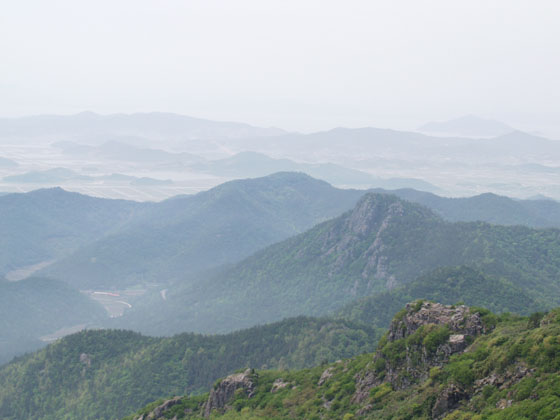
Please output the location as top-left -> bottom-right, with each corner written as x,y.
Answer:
354,301 -> 488,403
204,369 -> 256,417
388,301 -> 487,342
132,397 -> 182,420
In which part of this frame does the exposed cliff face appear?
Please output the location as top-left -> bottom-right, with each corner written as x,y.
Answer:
387,301 -> 487,341
354,301 -> 487,402
322,194 -> 431,293
204,369 -> 256,417
132,397 -> 182,420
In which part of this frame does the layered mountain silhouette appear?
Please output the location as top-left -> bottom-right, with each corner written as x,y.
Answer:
117,192 -> 560,335
419,114 -> 514,137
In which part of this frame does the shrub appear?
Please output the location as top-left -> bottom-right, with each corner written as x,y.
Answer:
423,326 -> 451,354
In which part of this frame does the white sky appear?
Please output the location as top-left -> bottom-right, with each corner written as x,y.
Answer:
1,0 -> 559,134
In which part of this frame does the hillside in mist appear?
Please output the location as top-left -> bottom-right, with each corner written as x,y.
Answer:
418,114 -> 515,137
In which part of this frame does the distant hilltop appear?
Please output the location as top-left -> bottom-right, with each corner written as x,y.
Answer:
418,114 -> 514,137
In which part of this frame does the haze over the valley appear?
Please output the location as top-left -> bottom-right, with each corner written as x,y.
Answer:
2,1 -> 560,201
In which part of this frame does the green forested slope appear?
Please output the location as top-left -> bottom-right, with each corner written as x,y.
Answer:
43,172 -> 365,289
0,317 -> 379,420
337,265 -> 542,328
0,188 -> 143,275
372,188 -> 560,228
0,277 -> 106,364
120,193 -> 560,335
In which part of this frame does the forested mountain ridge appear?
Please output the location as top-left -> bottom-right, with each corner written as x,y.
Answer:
337,265 -> 542,329
371,187 -> 560,228
125,302 -> 560,419
123,192 -> 560,335
0,317 -> 379,420
0,277 -> 106,364
41,172 -> 366,289
4,174 -> 560,368
7,174 -> 560,289
0,187 -> 144,276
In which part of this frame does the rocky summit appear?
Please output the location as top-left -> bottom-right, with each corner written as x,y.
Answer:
355,301 -> 487,402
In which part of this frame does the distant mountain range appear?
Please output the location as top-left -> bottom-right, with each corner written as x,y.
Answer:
3,112 -> 556,167
0,111 -> 286,145
193,151 -> 440,191
2,167 -> 173,186
52,140 -> 202,165
2,112 -> 559,201
3,168 -> 94,183
223,126 -> 560,166
48,142 -> 441,191
418,114 -> 515,137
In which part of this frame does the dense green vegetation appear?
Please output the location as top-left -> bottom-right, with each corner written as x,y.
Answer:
0,277 -> 106,364
126,306 -> 560,420
0,187 -> 142,276
43,172 -> 365,289
337,266 -> 542,328
118,193 -> 560,335
0,317 -> 379,420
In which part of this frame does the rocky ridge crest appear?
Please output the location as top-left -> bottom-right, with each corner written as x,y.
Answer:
354,301 -> 487,403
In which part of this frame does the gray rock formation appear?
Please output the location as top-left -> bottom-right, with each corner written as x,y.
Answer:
388,301 -> 486,341
431,384 -> 469,418
133,396 -> 181,420
354,301 -> 487,403
204,369 -> 256,417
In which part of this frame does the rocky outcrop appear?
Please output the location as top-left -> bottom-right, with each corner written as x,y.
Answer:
388,301 -> 486,341
318,367 -> 334,386
271,378 -> 289,393
79,353 -> 91,368
203,369 -> 256,417
354,301 -> 488,404
431,384 -> 469,418
474,363 -> 534,394
133,396 -> 182,420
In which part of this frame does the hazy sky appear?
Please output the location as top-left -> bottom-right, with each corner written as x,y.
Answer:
1,0 -> 559,134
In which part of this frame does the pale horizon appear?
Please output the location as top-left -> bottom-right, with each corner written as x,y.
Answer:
2,0 -> 560,136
